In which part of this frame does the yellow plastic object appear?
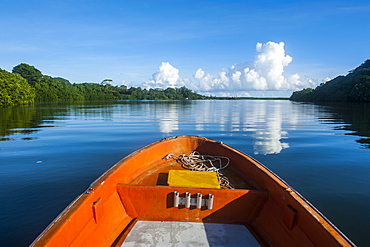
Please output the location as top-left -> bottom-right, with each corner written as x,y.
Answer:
168,170 -> 220,189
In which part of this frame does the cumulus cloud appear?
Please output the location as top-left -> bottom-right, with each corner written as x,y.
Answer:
143,62 -> 189,89
135,41 -> 317,95
192,42 -> 316,92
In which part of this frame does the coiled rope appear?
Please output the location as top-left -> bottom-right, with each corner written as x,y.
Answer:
165,151 -> 234,189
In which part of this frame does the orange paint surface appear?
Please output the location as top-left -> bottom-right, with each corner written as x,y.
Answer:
31,136 -> 354,247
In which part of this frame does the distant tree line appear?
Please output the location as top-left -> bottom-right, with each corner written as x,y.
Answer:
290,59 -> 370,102
0,63 -> 207,106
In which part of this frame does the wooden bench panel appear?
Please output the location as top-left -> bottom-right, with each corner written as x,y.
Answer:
116,184 -> 268,223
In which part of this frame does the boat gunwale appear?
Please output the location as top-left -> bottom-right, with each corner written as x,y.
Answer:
30,136 -> 168,246
219,138 -> 355,246
30,135 -> 355,247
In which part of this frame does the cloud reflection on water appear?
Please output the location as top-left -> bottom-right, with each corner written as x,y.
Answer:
3,101 -> 370,154
157,100 -> 290,155
155,104 -> 179,134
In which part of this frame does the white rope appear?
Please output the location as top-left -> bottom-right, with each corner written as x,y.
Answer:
165,152 -> 234,189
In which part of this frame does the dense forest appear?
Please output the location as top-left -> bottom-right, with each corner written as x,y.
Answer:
0,63 -> 208,106
290,59 -> 370,102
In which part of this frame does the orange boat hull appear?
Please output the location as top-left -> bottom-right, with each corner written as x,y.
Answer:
31,136 -> 354,246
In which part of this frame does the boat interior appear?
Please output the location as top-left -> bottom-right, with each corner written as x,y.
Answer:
112,156 -> 269,246
31,136 -> 352,247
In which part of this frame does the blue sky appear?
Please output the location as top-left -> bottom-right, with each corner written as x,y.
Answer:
1,0 -> 369,96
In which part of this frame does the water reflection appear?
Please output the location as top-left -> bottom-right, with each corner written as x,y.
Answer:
0,101 -> 124,140
314,102 -> 370,148
251,102 -> 289,155
1,101 -> 370,153
156,104 -> 179,134
0,106 -> 56,141
192,100 -> 290,154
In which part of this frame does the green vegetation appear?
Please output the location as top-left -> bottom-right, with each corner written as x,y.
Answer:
0,68 -> 35,106
12,63 -> 43,87
0,63 -> 207,106
290,59 -> 370,102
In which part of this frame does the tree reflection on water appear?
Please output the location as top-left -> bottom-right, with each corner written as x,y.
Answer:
1,101 -> 370,151
316,102 -> 370,148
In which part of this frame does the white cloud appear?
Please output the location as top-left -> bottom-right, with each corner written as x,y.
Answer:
143,62 -> 185,89
131,41 -> 318,95
192,42 -> 316,93
322,77 -> 331,83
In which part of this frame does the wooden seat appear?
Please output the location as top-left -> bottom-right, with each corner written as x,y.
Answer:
116,184 -> 268,223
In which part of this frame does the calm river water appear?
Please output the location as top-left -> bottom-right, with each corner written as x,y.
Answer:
1,100 -> 369,246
